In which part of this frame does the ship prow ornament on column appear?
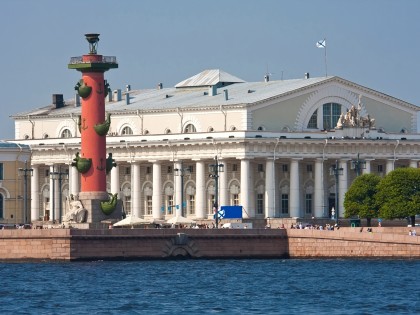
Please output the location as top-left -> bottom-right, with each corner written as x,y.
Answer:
68,34 -> 121,224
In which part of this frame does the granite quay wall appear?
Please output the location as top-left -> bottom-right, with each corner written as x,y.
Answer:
287,229 -> 420,258
0,228 -> 418,261
0,229 -> 70,260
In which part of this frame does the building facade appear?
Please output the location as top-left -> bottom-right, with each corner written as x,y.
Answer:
11,70 -> 420,223
0,142 -> 31,225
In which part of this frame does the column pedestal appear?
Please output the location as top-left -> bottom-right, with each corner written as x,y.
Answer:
78,191 -> 122,223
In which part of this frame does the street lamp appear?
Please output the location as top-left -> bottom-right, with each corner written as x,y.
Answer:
18,160 -> 33,224
174,161 -> 190,217
330,160 -> 343,224
209,156 -> 224,228
50,167 -> 69,223
351,153 -> 366,176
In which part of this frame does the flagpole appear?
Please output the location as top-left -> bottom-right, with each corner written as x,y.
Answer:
324,38 -> 327,77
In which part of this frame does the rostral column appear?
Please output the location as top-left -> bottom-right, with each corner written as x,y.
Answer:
68,34 -> 118,223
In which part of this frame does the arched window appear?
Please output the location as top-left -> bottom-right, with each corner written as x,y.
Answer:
0,193 -> 3,218
307,109 -> 318,129
323,103 -> 341,130
184,124 -> 196,133
61,129 -> 72,138
122,126 -> 133,135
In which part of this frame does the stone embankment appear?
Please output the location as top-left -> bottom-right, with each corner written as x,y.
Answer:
0,227 -> 418,261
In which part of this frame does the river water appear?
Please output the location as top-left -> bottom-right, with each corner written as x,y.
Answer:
0,259 -> 418,314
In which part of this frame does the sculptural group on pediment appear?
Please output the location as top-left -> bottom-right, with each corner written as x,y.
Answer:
336,95 -> 376,129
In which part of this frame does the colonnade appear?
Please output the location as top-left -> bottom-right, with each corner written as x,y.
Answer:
29,157 -> 416,223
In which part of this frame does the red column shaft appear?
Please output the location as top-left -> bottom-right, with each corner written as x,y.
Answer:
80,70 -> 106,192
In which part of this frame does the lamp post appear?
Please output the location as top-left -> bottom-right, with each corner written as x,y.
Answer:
174,161 -> 190,217
50,167 -> 69,223
330,160 -> 343,224
18,160 -> 33,224
351,153 -> 366,177
209,156 -> 224,228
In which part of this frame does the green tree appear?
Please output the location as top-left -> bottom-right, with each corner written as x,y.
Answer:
376,167 -> 420,226
344,173 -> 381,227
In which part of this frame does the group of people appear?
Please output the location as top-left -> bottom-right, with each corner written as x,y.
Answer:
408,229 -> 417,236
290,223 -> 339,230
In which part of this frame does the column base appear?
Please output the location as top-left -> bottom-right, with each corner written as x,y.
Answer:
78,191 -> 123,224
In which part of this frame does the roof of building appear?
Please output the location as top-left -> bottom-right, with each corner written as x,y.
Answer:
175,69 -> 245,88
0,141 -> 29,149
11,69 -> 418,118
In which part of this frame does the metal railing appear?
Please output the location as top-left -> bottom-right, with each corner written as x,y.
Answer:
69,56 -> 117,64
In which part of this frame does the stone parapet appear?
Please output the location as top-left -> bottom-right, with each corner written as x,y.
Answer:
0,228 -> 418,261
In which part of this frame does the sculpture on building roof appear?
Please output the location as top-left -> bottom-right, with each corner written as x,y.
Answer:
336,95 -> 376,129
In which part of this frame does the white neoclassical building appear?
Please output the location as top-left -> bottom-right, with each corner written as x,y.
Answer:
11,69 -> 420,223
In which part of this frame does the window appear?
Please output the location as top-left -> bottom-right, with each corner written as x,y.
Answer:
122,126 -> 133,135
208,194 -> 215,214
124,195 -> 131,216
258,164 -> 264,172
305,194 -> 312,214
167,195 -> 174,215
323,103 -> 341,130
45,169 -> 50,177
188,165 -> 194,173
282,164 -> 288,172
0,163 -> 3,180
281,194 -> 289,214
146,167 -> 151,174
188,195 -> 195,215
307,165 -> 313,173
167,166 -> 173,174
257,194 -> 264,214
0,193 -> 3,218
233,194 -> 239,206
61,129 -> 72,138
125,167 -> 130,175
232,164 -> 238,172
184,124 -> 196,133
307,109 -> 318,129
146,196 -> 152,215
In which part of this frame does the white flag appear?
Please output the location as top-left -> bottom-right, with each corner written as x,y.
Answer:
316,39 -> 326,48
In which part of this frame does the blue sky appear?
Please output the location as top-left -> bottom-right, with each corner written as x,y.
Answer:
1,0 -> 419,139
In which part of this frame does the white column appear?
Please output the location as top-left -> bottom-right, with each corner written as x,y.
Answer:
131,162 -> 141,217
111,165 -> 120,196
386,159 -> 394,174
314,158 -> 324,218
410,160 -> 419,168
265,158 -> 275,218
30,165 -> 39,222
174,162 -> 182,217
49,165 -> 59,222
70,165 -> 79,196
152,162 -> 162,219
363,160 -> 372,174
195,160 -> 205,219
219,158 -> 228,208
339,160 -> 348,220
289,159 -> 300,218
240,159 -> 251,218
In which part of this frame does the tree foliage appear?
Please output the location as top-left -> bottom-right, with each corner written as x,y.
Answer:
375,167 -> 420,220
344,173 -> 381,220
